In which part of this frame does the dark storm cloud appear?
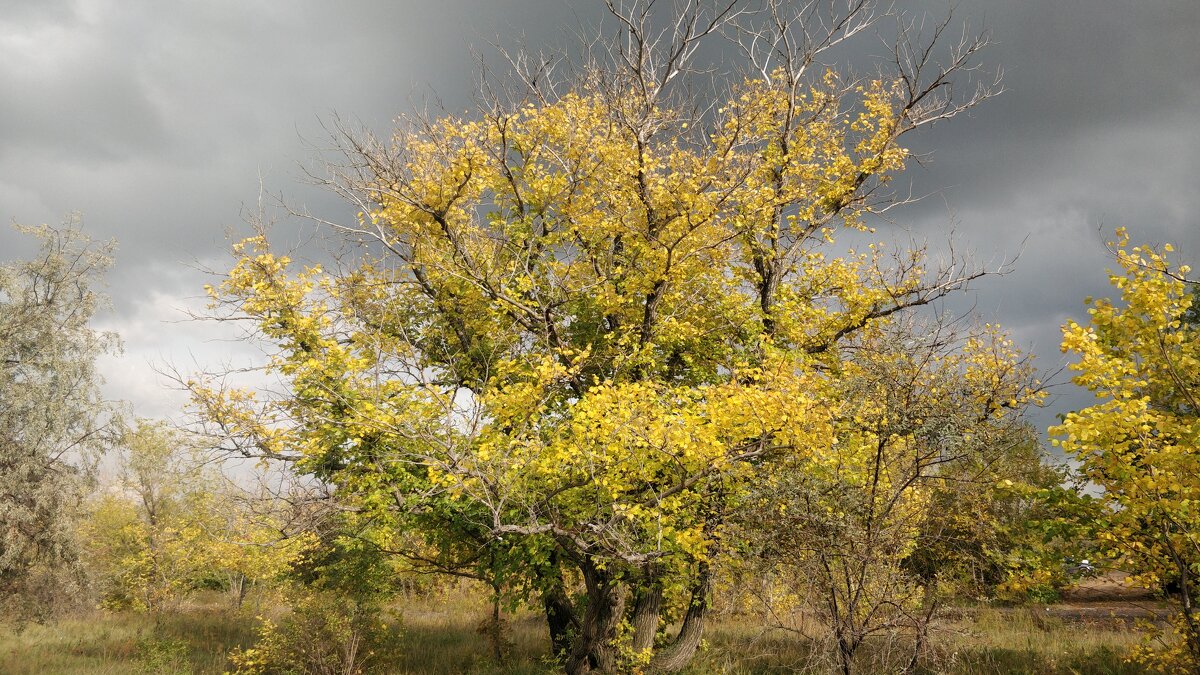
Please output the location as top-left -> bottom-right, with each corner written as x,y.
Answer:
0,0 -> 1197,427
0,0 -> 608,302
885,0 -> 1200,433
0,0 -> 606,417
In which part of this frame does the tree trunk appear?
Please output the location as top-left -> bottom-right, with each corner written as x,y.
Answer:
838,636 -> 854,675
649,562 -> 711,673
1175,560 -> 1200,666
1162,520 -> 1200,666
630,580 -> 663,655
490,583 -> 505,663
565,562 -> 627,675
902,578 -> 939,674
230,572 -> 248,609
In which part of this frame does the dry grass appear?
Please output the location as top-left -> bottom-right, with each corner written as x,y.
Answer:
0,608 -> 254,674
392,590 -> 551,674
932,607 -> 1148,674
0,588 -> 1162,674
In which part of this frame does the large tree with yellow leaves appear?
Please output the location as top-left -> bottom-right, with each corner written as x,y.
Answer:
188,2 -> 1020,671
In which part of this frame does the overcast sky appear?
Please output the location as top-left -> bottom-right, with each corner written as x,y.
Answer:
1,0 -> 1197,438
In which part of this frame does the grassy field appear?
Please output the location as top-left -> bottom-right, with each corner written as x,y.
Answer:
0,589 -> 1163,674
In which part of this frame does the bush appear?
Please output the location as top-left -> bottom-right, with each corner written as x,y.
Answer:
1128,614 -> 1200,675
228,591 -> 402,675
135,635 -> 190,674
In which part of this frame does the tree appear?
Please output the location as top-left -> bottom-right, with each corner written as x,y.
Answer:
188,1 -> 1002,671
0,220 -> 119,623
733,318 -> 1041,674
1053,229 -> 1200,671
82,420 -> 314,612
909,431 -> 1078,604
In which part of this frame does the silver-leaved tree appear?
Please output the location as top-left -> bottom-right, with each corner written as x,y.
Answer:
0,220 -> 120,623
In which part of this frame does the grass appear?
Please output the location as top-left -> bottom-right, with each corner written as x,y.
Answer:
0,590 -> 1162,674
678,606 -> 1148,674
390,592 -> 551,674
935,607 -> 1145,674
0,608 -> 255,674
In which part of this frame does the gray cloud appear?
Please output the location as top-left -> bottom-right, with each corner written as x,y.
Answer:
0,0 -> 1196,437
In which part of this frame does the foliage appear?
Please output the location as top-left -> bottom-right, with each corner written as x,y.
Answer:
188,2 -> 1002,672
0,220 -> 120,623
909,433 -> 1082,604
733,319 -> 1042,673
288,511 -> 440,603
227,590 -> 403,675
1052,228 -> 1200,670
1128,613 -> 1200,675
81,420 -> 315,612
985,471 -> 1103,604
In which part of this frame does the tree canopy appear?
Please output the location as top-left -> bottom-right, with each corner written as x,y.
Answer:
187,2 -> 1035,672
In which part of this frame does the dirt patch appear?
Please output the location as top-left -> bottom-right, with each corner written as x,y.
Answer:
1061,571 -> 1158,603
1041,602 -> 1167,623
941,574 -> 1173,629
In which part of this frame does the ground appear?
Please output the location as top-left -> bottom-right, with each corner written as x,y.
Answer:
0,579 -> 1169,674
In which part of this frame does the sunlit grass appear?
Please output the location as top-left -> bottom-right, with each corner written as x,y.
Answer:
0,608 -> 255,674
933,607 -> 1146,674
0,588 -> 1165,674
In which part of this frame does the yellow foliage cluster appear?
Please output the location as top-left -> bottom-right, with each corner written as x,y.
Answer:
1054,229 -> 1200,668
191,70 -> 935,570
81,422 -> 315,613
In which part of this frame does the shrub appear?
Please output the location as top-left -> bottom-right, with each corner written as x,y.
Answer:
228,591 -> 402,675
135,635 -> 190,674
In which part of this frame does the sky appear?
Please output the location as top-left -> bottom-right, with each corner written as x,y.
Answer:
0,0 -> 1197,438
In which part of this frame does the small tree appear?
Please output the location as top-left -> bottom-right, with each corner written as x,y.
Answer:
0,220 -> 119,623
82,420 -> 314,612
734,318 -> 1041,674
1053,229 -> 1200,670
909,432 -> 1076,604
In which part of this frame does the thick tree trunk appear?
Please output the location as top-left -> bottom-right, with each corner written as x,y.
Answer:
565,562 -> 628,675
649,563 -> 711,673
630,580 -> 663,655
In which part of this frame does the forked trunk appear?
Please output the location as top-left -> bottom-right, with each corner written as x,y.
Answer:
837,636 -> 854,675
630,580 -> 663,655
649,562 -> 712,673
565,563 -> 628,675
